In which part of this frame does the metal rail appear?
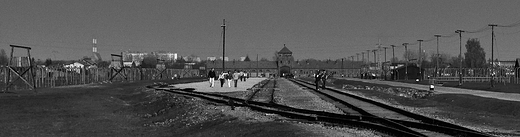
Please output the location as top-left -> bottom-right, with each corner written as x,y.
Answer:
150,85 -> 423,137
289,78 -> 492,137
149,81 -> 492,137
246,78 -> 276,104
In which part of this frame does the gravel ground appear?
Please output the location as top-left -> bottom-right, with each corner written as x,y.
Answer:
325,78 -> 520,136
276,79 -> 345,114
272,78 -> 384,136
201,78 -> 385,136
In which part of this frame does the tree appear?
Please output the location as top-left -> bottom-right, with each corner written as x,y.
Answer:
0,49 -> 8,65
464,38 -> 486,68
431,53 -> 451,68
44,58 -> 53,66
141,55 -> 158,68
97,61 -> 111,68
176,56 -> 186,63
449,56 -> 464,68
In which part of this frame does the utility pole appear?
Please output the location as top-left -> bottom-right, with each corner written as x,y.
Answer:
376,41 -> 381,72
455,30 -> 465,86
366,50 -> 370,64
341,58 -> 344,70
256,54 -> 259,77
372,49 -> 377,63
391,45 -> 396,63
383,47 -> 388,62
418,39 -> 423,80
489,24 -> 497,88
434,35 -> 441,80
221,19 -> 226,72
362,52 -> 365,63
403,43 -> 409,80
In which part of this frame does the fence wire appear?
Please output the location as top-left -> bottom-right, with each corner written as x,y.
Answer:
1,66 -> 200,91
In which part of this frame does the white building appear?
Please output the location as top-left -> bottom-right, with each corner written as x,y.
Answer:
153,52 -> 177,61
219,57 -> 229,61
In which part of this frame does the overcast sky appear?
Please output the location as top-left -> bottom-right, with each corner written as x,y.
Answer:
1,0 -> 520,61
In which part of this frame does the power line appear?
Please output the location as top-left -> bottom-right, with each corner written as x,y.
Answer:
466,26 -> 491,33
497,19 -> 520,27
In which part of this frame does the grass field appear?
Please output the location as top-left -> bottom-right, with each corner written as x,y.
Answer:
395,79 -> 520,94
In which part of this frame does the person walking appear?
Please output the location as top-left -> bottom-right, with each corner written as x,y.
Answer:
239,70 -> 245,81
226,71 -> 233,87
314,70 -> 322,90
208,68 -> 216,87
233,70 -> 241,87
243,71 -> 248,81
321,70 -> 328,89
219,72 -> 226,87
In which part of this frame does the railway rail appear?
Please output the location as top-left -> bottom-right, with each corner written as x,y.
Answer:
246,78 -> 277,104
147,78 -> 492,137
288,78 -> 492,137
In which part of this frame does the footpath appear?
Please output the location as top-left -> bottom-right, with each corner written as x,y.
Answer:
172,78 -> 266,92
340,78 -> 520,102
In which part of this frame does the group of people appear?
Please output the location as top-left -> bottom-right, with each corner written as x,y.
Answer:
207,68 -> 249,88
314,70 -> 329,90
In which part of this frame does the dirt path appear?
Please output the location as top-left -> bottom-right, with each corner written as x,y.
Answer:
340,78 -> 520,102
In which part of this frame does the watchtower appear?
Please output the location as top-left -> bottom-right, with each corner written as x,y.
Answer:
4,45 -> 36,92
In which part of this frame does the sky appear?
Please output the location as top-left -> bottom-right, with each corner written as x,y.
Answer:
1,0 -> 520,62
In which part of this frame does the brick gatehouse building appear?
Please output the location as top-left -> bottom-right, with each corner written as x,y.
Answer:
206,46 -> 362,77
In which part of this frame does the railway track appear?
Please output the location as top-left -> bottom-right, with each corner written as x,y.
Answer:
146,79 -> 493,137
246,78 -> 277,104
288,78 -> 493,137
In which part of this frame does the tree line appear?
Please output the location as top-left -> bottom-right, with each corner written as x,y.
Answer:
395,38 -> 488,68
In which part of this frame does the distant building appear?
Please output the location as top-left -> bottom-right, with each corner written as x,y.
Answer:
495,60 -> 516,68
207,57 -> 217,61
91,39 -> 102,61
152,51 -> 177,61
206,45 -> 362,77
123,51 -> 148,63
219,57 -> 229,61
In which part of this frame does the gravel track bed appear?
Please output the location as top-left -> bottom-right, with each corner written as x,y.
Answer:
276,79 -> 345,115
175,78 -> 386,136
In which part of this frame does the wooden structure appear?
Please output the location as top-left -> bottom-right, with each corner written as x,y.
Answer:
109,53 -> 127,81
4,45 -> 36,92
154,59 -> 166,79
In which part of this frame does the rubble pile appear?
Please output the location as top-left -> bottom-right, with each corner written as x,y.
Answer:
342,84 -> 434,99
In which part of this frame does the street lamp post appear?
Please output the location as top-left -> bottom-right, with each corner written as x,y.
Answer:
221,19 -> 226,72
403,43 -> 409,80
455,30 -> 465,86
